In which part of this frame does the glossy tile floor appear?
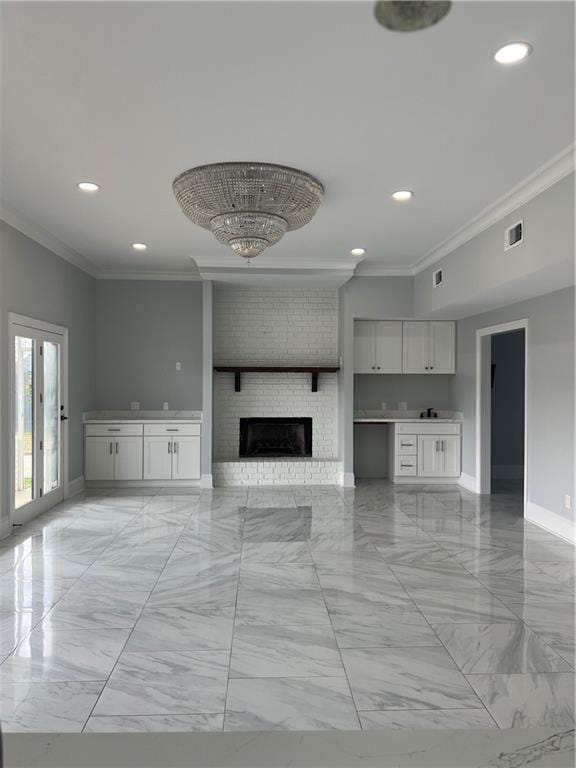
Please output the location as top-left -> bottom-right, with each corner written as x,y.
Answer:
0,481 -> 574,733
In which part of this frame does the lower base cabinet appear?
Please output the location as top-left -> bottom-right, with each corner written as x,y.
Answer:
389,423 -> 461,482
417,435 -> 461,477
144,435 -> 200,481
85,436 -> 143,481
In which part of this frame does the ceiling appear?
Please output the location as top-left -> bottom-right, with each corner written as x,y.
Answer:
1,1 -> 574,280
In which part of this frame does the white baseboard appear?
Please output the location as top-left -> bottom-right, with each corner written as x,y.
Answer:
85,480 -> 201,489
458,473 -> 478,493
492,465 -> 524,480
340,472 -> 355,488
526,501 -> 576,544
66,475 -> 85,498
393,476 -> 459,485
200,473 -> 213,489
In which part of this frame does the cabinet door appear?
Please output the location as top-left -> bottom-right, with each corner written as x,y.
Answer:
374,321 -> 402,373
439,436 -> 461,477
143,436 -> 173,480
417,435 -> 444,476
172,436 -> 200,480
429,322 -> 455,374
85,437 -> 114,481
354,321 -> 376,373
402,322 -> 430,373
114,436 -> 144,480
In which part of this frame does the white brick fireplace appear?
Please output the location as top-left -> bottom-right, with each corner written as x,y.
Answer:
212,287 -> 341,485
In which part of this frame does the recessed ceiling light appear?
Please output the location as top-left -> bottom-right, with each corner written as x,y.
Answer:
350,248 -> 366,257
494,42 -> 532,65
392,190 -> 413,202
77,181 -> 100,192
131,243 -> 147,251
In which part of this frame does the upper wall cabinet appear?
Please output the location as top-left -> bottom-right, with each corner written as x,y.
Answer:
402,321 -> 455,374
354,321 -> 402,374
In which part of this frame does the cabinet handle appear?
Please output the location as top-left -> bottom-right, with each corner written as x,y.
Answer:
116,442 -> 119,454
400,442 -> 412,447
425,366 -> 429,370
107,428 -> 121,432
174,441 -> 178,454
168,441 -> 171,454
430,366 -> 434,370
166,429 -> 179,432
401,463 -> 413,469
377,366 -> 381,370
109,442 -> 113,455
371,366 -> 375,370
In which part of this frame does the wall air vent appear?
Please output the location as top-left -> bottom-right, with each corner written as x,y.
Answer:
505,219 -> 524,251
433,268 -> 443,287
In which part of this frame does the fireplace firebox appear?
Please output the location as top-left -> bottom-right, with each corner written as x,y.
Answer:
239,417 -> 312,458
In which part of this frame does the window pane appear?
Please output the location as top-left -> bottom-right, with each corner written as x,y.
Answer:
15,336 -> 34,509
43,341 -> 60,493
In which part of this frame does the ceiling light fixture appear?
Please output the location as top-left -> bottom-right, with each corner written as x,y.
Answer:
494,42 -> 532,65
172,162 -> 324,260
374,1 -> 452,32
131,243 -> 147,251
350,248 -> 366,257
77,181 -> 100,192
392,190 -> 413,202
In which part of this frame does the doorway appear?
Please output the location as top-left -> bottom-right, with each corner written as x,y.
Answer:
9,314 -> 68,527
476,319 -> 528,513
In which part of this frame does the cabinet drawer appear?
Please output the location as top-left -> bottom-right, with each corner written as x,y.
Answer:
395,435 -> 417,455
396,423 -> 461,435
85,423 -> 143,437
144,423 -> 201,436
395,456 -> 417,476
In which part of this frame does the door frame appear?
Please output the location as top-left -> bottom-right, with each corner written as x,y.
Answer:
8,313 -> 69,528
475,318 -> 529,514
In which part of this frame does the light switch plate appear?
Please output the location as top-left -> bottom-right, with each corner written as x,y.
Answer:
130,401 -> 140,411
163,402 -> 169,411
176,362 -> 182,371
381,402 -> 387,411
565,494 -> 572,510
398,401 -> 408,411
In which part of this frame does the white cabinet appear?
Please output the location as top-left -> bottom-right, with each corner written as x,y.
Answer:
417,435 -> 461,477
402,321 -> 455,374
85,435 -> 143,481
143,425 -> 201,481
85,437 -> 114,481
354,321 -> 402,374
143,436 -> 173,480
172,436 -> 201,480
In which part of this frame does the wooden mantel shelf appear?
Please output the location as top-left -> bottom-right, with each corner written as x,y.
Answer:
214,366 -> 340,393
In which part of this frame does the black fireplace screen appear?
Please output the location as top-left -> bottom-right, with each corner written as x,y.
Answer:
239,417 -> 312,458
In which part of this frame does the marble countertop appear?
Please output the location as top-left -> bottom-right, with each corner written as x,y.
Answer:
83,409 -> 202,423
354,409 -> 462,423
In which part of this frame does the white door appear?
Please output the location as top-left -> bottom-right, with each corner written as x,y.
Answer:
11,317 -> 67,525
114,436 -> 143,480
429,322 -> 455,373
354,321 -> 375,373
374,321 -> 402,373
402,322 -> 430,373
143,436 -> 173,480
85,437 -> 114,481
417,435 -> 444,476
172,436 -> 201,480
439,436 -> 461,476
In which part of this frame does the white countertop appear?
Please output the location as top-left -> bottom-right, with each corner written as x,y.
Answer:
83,409 -> 202,423
354,409 -> 462,424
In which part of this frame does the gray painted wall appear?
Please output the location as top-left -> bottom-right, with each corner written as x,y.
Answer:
0,221 -> 96,534
354,373 -> 453,412
491,330 -> 525,478
338,277 -> 414,476
452,287 -> 574,521
95,280 -> 203,410
414,174 -> 575,320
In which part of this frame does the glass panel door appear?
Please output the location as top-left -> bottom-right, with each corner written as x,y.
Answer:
43,341 -> 60,494
14,336 -> 35,509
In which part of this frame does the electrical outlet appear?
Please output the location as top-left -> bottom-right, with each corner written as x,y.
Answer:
381,402 -> 387,411
565,494 -> 572,510
163,402 -> 169,411
176,362 -> 182,371
130,401 -> 140,410
398,401 -> 408,411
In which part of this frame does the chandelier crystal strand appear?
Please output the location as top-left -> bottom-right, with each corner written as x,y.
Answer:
172,162 -> 324,260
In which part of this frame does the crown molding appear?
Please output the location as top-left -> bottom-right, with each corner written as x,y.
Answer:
353,265 -> 415,277
412,142 -> 576,275
96,271 -> 202,281
0,201 -> 98,277
192,256 -> 359,272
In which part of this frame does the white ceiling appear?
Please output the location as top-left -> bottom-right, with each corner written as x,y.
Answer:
1,1 -> 574,279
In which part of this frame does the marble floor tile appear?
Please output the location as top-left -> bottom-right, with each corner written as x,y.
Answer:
359,708 -> 497,729
532,561 -> 576,589
225,677 -> 360,730
0,611 -> 45,655
239,563 -> 320,590
76,562 -> 165,592
94,650 -> 229,716
0,681 -> 104,732
230,624 -> 343,677
0,627 -> 130,682
506,602 -> 575,665
318,572 -> 412,610
434,622 -> 571,674
374,539 -> 454,565
147,572 -> 238,610
235,587 -> 331,626
328,605 -> 441,648
474,570 -> 575,605
84,713 -> 224,732
126,605 -> 234,652
341,646 -> 482,711
240,541 -> 313,563
390,561 -> 482,590
407,587 -> 520,624
466,673 -> 575,728
43,590 -> 149,630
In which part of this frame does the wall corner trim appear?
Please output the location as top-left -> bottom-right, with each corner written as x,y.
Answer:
200,474 -> 213,489
526,501 -> 576,544
413,142 -> 576,274
458,473 -> 478,493
66,475 -> 85,499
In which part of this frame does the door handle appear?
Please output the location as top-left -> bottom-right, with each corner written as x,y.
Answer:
60,415 -> 68,421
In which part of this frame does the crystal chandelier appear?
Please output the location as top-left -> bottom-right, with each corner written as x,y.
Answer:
173,162 -> 324,260
374,1 -> 452,32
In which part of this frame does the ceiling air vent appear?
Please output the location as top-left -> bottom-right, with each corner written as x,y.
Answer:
505,219 -> 524,251
433,268 -> 443,287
